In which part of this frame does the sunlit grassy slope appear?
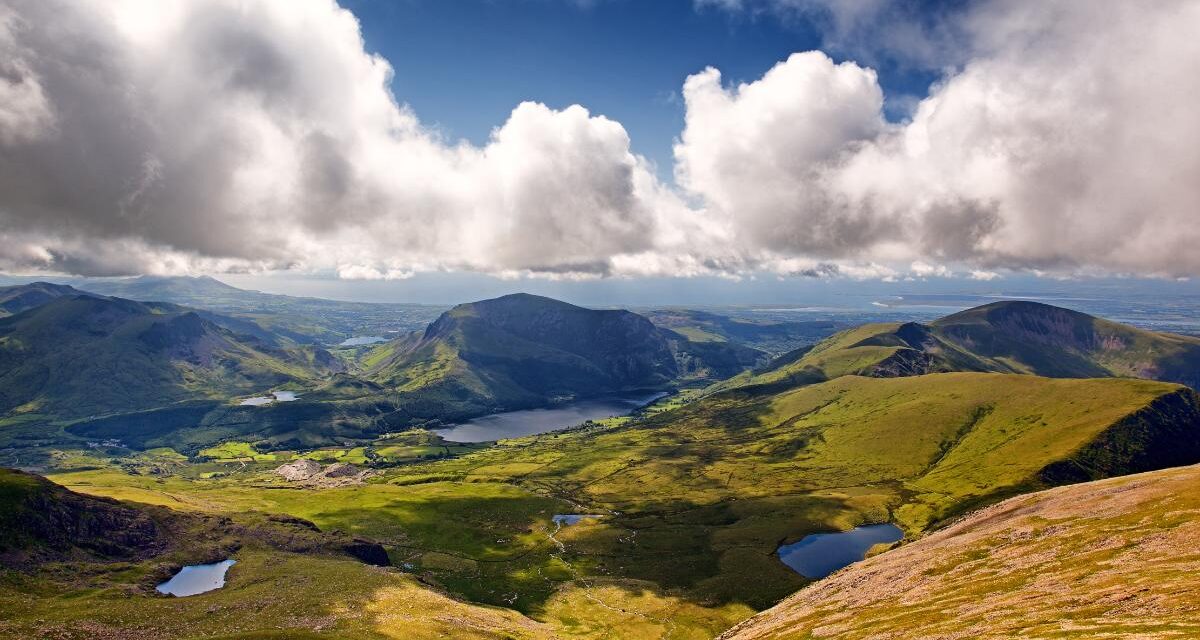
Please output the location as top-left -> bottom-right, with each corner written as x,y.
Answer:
721,463 -> 1200,640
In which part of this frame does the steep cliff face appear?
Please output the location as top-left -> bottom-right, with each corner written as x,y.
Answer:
1038,387 -> 1200,484
0,468 -> 164,561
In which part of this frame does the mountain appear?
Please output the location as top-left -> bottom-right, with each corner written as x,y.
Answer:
69,275 -> 247,305
365,293 -> 681,415
0,282 -> 88,317
720,300 -> 1200,393
0,295 -> 333,419
932,300 -> 1200,385
720,462 -> 1200,639
0,281 -> 290,346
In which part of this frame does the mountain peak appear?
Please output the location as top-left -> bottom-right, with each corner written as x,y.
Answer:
933,299 -> 1092,326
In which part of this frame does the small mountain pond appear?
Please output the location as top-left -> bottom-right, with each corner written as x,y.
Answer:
156,559 -> 236,597
777,523 -> 903,579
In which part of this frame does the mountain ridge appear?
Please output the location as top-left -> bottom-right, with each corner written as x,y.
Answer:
718,300 -> 1200,394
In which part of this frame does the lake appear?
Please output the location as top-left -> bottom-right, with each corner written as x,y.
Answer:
239,390 -> 301,406
156,559 -> 236,597
339,336 -> 387,347
435,392 -> 666,443
777,523 -> 903,579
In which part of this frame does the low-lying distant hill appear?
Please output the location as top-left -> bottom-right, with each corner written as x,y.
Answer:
644,309 -> 840,356
719,300 -> 1200,393
366,293 -> 682,414
0,295 -> 335,419
0,275 -> 448,344
720,462 -> 1200,639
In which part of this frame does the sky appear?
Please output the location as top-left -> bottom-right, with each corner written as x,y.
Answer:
0,0 -> 1198,303
337,0 -> 940,172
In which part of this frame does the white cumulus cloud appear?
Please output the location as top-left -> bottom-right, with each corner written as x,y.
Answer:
0,0 -> 1197,281
676,0 -> 1200,277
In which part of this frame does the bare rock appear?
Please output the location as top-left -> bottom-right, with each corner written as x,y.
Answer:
275,459 -> 321,482
320,462 -> 359,478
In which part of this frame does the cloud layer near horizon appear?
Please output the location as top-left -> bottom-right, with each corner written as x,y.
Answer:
0,0 -> 1198,280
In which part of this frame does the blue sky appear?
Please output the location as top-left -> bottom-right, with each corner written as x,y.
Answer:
341,0 -> 939,174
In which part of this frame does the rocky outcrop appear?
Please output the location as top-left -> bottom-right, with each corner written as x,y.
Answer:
274,460 -> 374,487
275,459 -> 322,481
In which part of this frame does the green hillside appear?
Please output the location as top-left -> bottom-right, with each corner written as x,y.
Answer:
721,463 -> 1200,639
0,295 -> 331,419
720,300 -> 1200,393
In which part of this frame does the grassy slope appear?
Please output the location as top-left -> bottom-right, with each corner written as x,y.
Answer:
721,463 -> 1200,640
0,549 -> 552,640
45,373 -> 1200,636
